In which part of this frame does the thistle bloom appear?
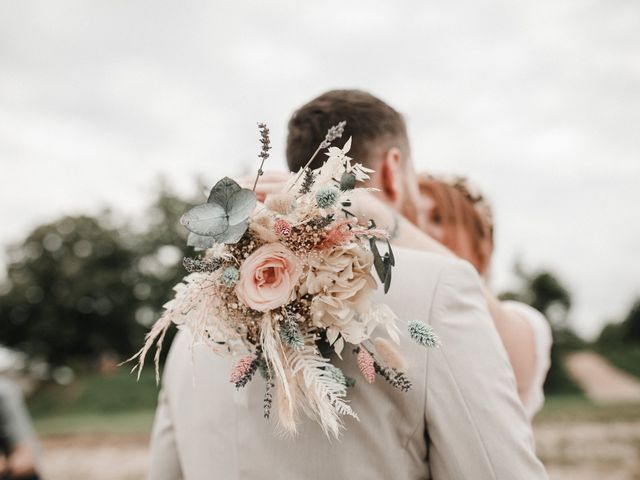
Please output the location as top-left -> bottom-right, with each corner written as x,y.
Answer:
315,187 -> 340,209
408,320 -> 441,347
221,266 -> 240,287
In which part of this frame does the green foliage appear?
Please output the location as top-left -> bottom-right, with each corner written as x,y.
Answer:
595,298 -> 640,348
0,215 -> 144,365
28,367 -> 159,418
0,180 -> 199,367
599,346 -> 640,379
622,299 -> 640,343
500,265 -> 571,329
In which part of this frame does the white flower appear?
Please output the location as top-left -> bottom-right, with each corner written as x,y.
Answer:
304,242 -> 378,344
314,137 -> 353,187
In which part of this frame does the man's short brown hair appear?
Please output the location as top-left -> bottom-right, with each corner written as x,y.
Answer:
286,90 -> 409,172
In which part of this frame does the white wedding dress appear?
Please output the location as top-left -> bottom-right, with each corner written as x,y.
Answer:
502,300 -> 553,419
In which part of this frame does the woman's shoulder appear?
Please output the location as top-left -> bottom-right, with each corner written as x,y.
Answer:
501,301 -> 552,347
501,300 -> 553,418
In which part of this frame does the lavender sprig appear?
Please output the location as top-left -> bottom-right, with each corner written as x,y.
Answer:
253,123 -> 271,191
289,121 -> 347,191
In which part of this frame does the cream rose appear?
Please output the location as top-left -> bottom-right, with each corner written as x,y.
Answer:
235,243 -> 302,312
304,243 -> 377,340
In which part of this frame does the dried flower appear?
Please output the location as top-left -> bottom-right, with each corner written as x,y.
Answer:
183,256 -> 224,273
252,123 -> 271,191
325,364 -> 348,387
289,121 -> 347,192
299,168 -> 316,195
236,244 -> 302,312
316,187 -> 340,209
274,219 -> 292,237
356,348 -> 375,384
265,193 -> 296,215
263,380 -> 274,419
408,320 -> 440,347
230,353 -> 259,387
319,218 -> 355,250
221,266 -> 240,287
373,337 -> 408,372
319,120 -> 347,149
305,243 -> 376,343
374,362 -> 412,392
279,315 -> 304,350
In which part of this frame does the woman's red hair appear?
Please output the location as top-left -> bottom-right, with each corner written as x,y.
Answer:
418,175 -> 494,275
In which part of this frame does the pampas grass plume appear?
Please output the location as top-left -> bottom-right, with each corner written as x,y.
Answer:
373,337 -> 408,372
356,348 -> 376,384
265,193 -> 296,215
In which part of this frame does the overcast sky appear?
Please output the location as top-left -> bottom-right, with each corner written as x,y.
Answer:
1,0 -> 639,338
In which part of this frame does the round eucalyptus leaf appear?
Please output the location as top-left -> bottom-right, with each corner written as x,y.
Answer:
207,177 -> 241,209
213,220 -> 248,244
187,232 -> 216,251
227,189 -> 257,225
180,203 -> 228,236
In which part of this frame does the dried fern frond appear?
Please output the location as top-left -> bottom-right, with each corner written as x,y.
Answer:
289,344 -> 358,438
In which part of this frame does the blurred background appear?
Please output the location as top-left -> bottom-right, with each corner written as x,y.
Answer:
0,1 -> 639,479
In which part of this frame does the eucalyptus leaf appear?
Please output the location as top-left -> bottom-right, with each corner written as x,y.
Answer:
383,255 -> 392,293
207,177 -> 241,209
180,203 -> 227,236
212,220 -> 248,244
187,232 -> 216,251
387,240 -> 396,266
369,238 -> 386,283
227,189 -> 257,225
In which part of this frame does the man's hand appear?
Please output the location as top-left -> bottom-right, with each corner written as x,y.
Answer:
8,444 -> 36,478
238,171 -> 291,202
0,452 -> 7,476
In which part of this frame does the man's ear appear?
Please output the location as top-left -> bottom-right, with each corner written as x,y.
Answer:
380,147 -> 404,203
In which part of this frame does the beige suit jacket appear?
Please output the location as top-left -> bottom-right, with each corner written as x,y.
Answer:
149,247 -> 548,479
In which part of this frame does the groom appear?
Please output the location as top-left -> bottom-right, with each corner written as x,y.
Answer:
148,90 -> 548,479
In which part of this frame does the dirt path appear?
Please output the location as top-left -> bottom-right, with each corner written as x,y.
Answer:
564,351 -> 640,404
38,422 -> 640,480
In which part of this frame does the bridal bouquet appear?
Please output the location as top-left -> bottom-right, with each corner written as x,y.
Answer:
130,122 -> 439,437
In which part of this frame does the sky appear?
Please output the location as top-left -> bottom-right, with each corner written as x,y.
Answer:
0,0 -> 639,339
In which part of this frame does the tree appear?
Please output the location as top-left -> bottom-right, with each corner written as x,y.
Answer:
621,298 -> 640,343
0,179 -> 204,368
0,214 -> 145,366
500,264 -> 571,329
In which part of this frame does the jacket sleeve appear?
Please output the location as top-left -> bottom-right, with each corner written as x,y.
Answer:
425,259 -> 548,479
148,387 -> 183,480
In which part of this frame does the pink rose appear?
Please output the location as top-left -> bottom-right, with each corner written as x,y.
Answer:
235,243 -> 302,312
